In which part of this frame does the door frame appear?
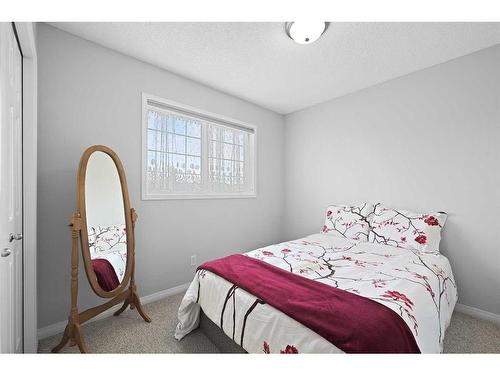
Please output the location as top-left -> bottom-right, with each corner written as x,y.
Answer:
13,22 -> 37,354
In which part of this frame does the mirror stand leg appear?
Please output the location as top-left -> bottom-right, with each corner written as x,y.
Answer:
51,324 -> 70,353
51,317 -> 88,353
130,286 -> 151,323
73,323 -> 88,353
113,298 -> 130,316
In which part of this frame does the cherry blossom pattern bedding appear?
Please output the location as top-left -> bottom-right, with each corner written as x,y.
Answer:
321,203 -> 373,241
368,204 -> 447,254
88,224 -> 128,283
175,233 -> 457,353
94,249 -> 127,283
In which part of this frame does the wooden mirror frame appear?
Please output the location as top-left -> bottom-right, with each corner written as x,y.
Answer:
78,145 -> 132,298
52,145 -> 151,353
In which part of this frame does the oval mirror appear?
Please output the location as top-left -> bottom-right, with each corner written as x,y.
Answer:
78,146 -> 132,298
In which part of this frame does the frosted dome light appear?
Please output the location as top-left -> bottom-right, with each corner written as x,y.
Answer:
285,21 -> 328,45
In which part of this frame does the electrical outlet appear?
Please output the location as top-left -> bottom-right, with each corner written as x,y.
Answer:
190,255 -> 197,266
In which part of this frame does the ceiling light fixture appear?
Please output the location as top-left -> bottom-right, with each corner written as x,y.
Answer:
285,21 -> 329,45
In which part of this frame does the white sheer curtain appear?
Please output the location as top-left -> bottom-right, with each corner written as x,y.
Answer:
206,122 -> 250,194
146,110 -> 203,194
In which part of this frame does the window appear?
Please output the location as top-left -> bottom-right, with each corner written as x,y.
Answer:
142,93 -> 256,199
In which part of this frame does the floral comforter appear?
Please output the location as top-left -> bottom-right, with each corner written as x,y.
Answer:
175,233 -> 457,353
94,250 -> 127,283
88,224 -> 127,283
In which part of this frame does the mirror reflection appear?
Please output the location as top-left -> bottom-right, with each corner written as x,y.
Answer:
85,151 -> 127,291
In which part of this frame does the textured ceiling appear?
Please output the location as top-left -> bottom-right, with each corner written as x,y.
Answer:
48,22 -> 500,114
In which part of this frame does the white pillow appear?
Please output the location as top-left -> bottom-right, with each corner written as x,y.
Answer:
368,204 -> 447,254
321,203 -> 374,241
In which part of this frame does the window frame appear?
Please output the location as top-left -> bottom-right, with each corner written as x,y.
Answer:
141,92 -> 257,200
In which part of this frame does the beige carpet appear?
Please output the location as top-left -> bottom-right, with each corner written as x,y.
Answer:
38,293 -> 500,354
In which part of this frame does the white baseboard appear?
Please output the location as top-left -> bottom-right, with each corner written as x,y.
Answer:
37,282 -> 191,341
455,303 -> 500,325
139,282 -> 191,305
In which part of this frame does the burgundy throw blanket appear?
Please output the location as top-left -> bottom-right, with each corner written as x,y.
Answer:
199,254 -> 420,354
92,258 -> 119,292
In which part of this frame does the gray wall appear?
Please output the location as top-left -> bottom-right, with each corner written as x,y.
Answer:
284,45 -> 500,315
37,24 -> 285,328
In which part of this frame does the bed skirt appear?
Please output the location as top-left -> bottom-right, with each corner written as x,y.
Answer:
199,311 -> 246,353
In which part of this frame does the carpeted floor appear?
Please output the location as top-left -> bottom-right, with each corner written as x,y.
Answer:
38,293 -> 500,354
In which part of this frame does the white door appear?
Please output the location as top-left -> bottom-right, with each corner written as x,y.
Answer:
0,22 -> 23,354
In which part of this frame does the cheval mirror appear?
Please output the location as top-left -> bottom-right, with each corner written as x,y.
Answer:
52,145 -> 150,353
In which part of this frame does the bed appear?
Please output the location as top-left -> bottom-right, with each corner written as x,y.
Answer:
88,224 -> 128,291
91,250 -> 127,291
175,205 -> 457,354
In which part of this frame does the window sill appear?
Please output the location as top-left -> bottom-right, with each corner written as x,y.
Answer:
142,193 -> 257,201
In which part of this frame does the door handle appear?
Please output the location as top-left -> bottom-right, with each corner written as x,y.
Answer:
8,233 -> 23,242
1,248 -> 11,257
